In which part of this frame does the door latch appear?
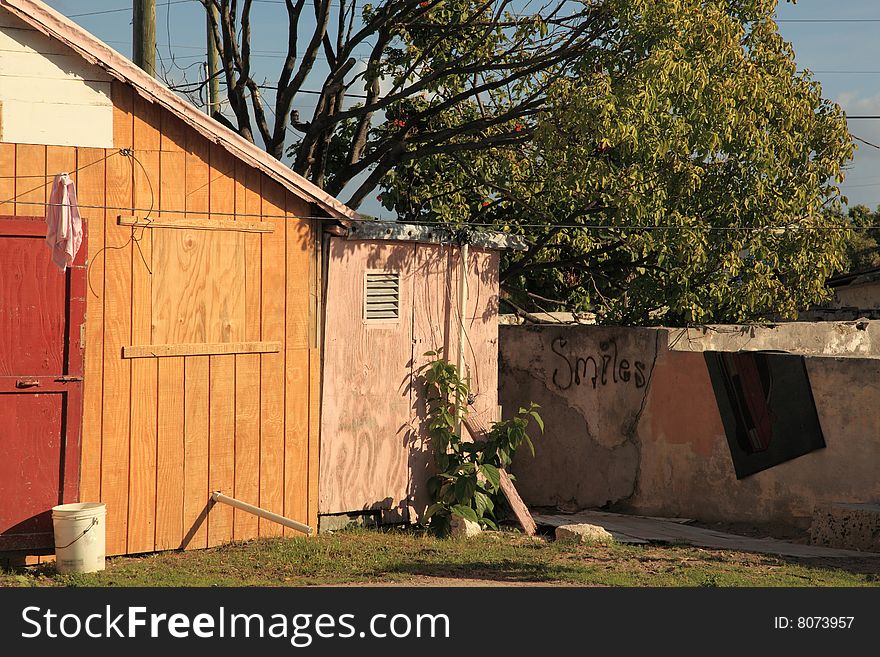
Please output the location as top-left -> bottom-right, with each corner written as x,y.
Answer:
55,375 -> 83,383
15,379 -> 40,388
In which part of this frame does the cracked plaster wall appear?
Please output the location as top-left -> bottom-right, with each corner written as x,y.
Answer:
501,325 -> 880,527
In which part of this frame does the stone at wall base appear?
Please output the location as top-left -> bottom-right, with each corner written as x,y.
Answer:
450,516 -> 482,538
809,503 -> 880,553
555,523 -> 614,545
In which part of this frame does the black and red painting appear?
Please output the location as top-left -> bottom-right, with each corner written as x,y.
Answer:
704,352 -> 826,478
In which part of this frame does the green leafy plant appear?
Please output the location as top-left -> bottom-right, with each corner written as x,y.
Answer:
420,352 -> 543,536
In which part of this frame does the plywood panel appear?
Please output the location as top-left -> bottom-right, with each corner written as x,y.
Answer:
178,128 -> 211,550
127,123 -> 159,554
158,150 -> 185,221
152,150 -> 210,344
133,95 -> 162,153
308,347 -> 320,532
155,357 -> 184,550
259,182 -> 286,537
238,164 -> 262,341
234,161 -> 262,540
101,149 -> 133,556
286,198 -> 311,349
233,353 -> 260,539
160,112 -> 186,153
284,195 -> 312,530
77,147 -> 106,503
13,143 -> 44,216
152,220 -> 210,343
112,81 -> 134,150
185,137 -> 209,221
284,348 -> 310,530
45,146 -> 76,198
207,146 -> 243,343
0,143 -> 14,213
208,355 -> 235,546
319,239 -> 414,520
182,356 -> 209,549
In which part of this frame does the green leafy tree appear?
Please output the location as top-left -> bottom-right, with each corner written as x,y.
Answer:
195,0 -> 602,206
381,0 -> 856,324
836,204 -> 880,274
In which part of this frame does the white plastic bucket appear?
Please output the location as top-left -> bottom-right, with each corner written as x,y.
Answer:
51,502 -> 106,574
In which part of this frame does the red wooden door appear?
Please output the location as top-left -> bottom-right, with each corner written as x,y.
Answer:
0,215 -> 85,551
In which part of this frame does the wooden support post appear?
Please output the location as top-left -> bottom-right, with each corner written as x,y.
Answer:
463,416 -> 537,536
211,491 -> 313,535
133,0 -> 156,77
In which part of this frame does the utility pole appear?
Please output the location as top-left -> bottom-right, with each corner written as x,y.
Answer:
133,0 -> 156,77
206,4 -> 221,117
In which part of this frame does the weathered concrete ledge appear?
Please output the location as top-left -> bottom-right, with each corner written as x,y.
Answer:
810,503 -> 880,553
665,320 -> 880,359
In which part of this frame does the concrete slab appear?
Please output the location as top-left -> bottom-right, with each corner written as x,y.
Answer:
533,510 -> 880,558
665,320 -> 880,359
810,503 -> 880,553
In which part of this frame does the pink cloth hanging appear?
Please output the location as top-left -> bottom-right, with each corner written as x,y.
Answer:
45,173 -> 83,271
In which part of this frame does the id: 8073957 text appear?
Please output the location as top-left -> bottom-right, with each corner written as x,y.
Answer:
773,616 -> 854,630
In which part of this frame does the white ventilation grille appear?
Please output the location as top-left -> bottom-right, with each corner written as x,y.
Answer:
364,271 -> 400,322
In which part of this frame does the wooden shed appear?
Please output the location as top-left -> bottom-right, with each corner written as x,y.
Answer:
0,0 -> 356,557
318,222 -> 525,527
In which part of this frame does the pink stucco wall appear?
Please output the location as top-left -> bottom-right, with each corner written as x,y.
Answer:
501,325 -> 880,527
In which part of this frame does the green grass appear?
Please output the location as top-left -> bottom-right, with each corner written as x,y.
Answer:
2,527 -> 878,587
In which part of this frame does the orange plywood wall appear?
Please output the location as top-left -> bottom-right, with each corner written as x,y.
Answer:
1,80 -> 321,555
319,238 -> 500,523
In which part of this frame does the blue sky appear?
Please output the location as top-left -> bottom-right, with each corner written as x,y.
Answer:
40,0 -> 880,212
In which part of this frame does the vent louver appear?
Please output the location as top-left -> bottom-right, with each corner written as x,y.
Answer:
364,271 -> 400,321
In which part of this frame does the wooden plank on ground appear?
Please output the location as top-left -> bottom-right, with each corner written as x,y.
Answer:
155,357 -> 185,550
464,415 -> 537,536
498,469 -> 537,537
76,147 -> 106,503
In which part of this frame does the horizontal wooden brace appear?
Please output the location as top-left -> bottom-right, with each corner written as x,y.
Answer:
118,215 -> 274,233
122,341 -> 282,359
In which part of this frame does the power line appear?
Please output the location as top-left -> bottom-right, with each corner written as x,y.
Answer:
854,135 -> 880,150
